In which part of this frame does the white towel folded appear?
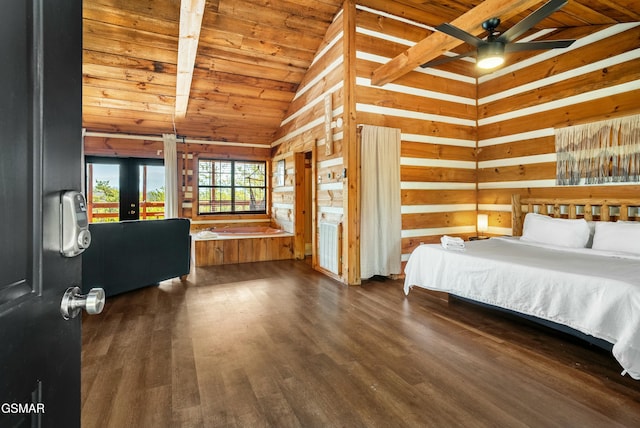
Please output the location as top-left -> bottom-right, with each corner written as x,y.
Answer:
441,235 -> 465,251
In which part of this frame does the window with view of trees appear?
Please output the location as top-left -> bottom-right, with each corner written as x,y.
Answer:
198,160 -> 266,214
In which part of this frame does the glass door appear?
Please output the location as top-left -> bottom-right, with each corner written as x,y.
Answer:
86,161 -> 121,222
139,164 -> 165,220
86,157 -> 165,223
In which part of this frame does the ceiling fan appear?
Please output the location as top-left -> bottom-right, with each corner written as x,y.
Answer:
421,0 -> 576,70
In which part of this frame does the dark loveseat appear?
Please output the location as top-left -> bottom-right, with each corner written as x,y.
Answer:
82,218 -> 191,297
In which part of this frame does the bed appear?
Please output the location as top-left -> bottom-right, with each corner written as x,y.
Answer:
403,195 -> 640,380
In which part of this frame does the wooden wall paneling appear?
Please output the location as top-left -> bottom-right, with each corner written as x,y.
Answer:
235,239 -> 252,264
194,47 -> 306,83
402,141 -> 477,162
401,235 -> 439,252
356,112 -> 476,140
280,66 -> 344,127
188,69 -> 297,102
357,0 -> 454,27
355,6 -> 432,42
223,240 -> 239,265
82,56 -> 176,86
476,22 -> 640,238
402,189 -> 477,205
354,4 -> 479,265
270,3 -> 346,276
479,90 -> 640,141
252,238 -> 268,262
402,211 -> 476,230
477,162 -> 557,183
355,33 -> 477,79
83,86 -> 175,112
357,85 -> 477,121
479,59 -> 640,120
185,143 -> 270,159
355,58 -> 477,100
478,186 -> 640,205
275,100 -> 333,144
477,26 -> 640,99
317,189 -> 343,208
285,14 -> 344,92
84,136 -> 164,158
477,137 -> 555,162
401,166 -> 476,183
83,31 -> 177,65
83,1 -> 179,36
216,0 -> 335,37
370,0 -> 543,86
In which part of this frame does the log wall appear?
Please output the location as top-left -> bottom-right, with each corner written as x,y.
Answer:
353,4 -> 478,268
477,23 -> 640,236
271,9 -> 346,280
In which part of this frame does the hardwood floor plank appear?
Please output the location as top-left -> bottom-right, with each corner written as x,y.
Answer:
82,260 -> 640,427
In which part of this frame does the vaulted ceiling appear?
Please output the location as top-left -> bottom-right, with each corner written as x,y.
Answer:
82,0 -> 640,145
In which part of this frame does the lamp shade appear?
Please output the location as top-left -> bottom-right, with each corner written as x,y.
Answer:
477,42 -> 505,69
477,214 -> 489,233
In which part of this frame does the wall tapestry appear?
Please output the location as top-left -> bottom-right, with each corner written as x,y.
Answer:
555,114 -> 640,185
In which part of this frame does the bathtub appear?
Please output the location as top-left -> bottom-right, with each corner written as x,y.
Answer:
213,226 -> 284,236
192,226 -> 294,266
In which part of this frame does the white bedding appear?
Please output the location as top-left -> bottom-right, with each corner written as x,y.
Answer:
403,237 -> 640,380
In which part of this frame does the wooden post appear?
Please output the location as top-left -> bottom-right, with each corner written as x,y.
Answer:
87,163 -> 94,223
142,165 -> 148,219
294,152 -> 305,260
342,0 -> 360,285
511,194 -> 522,236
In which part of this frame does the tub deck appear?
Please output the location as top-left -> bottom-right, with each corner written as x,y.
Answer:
193,233 -> 294,266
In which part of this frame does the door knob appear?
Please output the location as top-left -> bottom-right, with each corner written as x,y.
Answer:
60,286 -> 105,320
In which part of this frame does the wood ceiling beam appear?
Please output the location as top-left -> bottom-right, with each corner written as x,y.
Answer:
370,0 -> 543,86
175,0 -> 206,118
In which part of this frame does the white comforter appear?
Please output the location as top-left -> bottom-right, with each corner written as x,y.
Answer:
404,237 -> 640,380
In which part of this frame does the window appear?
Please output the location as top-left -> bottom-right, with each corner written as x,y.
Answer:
85,157 -> 165,222
198,160 -> 266,214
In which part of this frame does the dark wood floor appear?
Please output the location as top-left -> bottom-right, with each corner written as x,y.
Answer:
82,259 -> 640,427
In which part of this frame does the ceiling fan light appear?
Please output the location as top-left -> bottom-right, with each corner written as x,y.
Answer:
477,42 -> 505,69
477,55 -> 505,69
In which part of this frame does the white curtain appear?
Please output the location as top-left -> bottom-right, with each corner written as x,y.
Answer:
162,133 -> 179,218
360,125 -> 402,279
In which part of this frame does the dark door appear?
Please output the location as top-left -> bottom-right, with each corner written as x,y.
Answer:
0,0 -> 82,427
85,157 -> 165,221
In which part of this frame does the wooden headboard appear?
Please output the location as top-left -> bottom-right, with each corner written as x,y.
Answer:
511,194 -> 640,236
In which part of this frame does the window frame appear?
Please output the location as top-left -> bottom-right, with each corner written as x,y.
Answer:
197,158 -> 267,215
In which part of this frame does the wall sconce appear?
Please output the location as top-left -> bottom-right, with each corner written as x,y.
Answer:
477,213 -> 489,237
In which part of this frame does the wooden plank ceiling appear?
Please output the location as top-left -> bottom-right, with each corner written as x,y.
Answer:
82,0 -> 640,146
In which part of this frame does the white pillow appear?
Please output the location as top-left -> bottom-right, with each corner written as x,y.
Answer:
592,221 -> 640,255
520,213 -> 590,248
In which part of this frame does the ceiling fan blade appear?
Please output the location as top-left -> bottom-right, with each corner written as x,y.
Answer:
498,0 -> 568,43
504,39 -> 575,52
420,50 -> 476,68
436,23 -> 483,47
